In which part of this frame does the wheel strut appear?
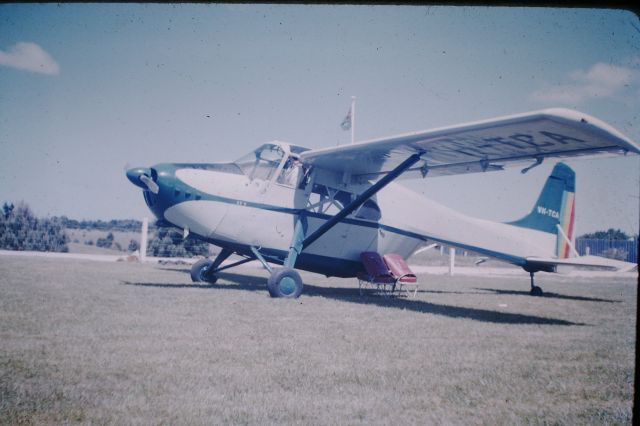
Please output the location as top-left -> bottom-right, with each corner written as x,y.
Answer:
529,271 -> 543,296
191,248 -> 235,283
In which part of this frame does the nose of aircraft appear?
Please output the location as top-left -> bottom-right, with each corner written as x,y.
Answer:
126,167 -> 159,193
126,167 -> 149,187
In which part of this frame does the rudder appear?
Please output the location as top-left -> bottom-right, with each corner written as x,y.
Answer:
508,162 -> 576,258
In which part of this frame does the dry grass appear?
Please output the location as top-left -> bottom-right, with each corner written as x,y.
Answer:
0,255 -> 635,424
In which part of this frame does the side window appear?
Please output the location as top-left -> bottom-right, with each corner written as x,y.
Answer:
355,199 -> 381,221
309,184 -> 339,213
311,183 -> 328,198
276,158 -> 300,187
309,184 -> 380,221
333,191 -> 352,209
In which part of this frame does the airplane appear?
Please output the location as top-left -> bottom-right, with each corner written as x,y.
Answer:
126,108 -> 639,298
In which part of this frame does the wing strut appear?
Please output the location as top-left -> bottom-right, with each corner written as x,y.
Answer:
301,152 -> 423,251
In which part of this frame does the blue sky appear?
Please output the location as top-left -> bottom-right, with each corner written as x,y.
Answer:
1,4 -> 638,236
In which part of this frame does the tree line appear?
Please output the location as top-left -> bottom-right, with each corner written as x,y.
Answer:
0,202 -> 69,252
0,201 -> 209,257
58,217 -> 143,232
85,228 -> 209,257
578,228 -> 636,240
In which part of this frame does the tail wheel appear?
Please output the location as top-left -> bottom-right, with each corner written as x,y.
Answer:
190,259 -> 217,284
530,285 -> 543,296
267,268 -> 303,298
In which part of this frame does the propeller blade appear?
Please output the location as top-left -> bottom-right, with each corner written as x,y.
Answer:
139,174 -> 160,194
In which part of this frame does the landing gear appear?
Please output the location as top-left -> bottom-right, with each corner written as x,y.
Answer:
267,268 -> 303,298
529,271 -> 543,296
191,248 -> 234,284
249,246 -> 304,299
191,259 -> 217,284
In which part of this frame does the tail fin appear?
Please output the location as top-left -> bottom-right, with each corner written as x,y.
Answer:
508,162 -> 576,258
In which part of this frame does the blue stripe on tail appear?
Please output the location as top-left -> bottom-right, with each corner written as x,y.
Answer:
508,162 -> 575,234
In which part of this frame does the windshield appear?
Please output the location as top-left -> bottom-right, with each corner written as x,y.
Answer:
234,144 -> 287,181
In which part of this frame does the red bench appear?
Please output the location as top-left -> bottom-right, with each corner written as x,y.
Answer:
358,252 -> 419,297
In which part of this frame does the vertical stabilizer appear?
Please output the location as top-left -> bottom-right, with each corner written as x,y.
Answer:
508,163 -> 576,258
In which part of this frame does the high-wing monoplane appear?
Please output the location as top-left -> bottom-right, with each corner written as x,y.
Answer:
127,108 -> 639,298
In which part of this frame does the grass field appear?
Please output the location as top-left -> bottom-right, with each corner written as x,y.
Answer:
0,255 -> 636,424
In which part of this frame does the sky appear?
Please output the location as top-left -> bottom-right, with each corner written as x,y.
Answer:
1,4 -> 639,237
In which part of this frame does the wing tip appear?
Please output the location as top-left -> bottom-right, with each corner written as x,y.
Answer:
539,108 -> 640,154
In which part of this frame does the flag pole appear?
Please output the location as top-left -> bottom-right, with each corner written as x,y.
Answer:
350,96 -> 356,144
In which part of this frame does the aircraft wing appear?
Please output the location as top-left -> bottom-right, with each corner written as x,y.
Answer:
526,255 -> 637,272
299,108 -> 640,181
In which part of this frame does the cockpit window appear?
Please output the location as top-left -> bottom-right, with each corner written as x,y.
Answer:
276,157 -> 301,187
235,144 -> 286,181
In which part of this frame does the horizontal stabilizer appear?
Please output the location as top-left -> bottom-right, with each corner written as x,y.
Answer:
526,255 -> 637,272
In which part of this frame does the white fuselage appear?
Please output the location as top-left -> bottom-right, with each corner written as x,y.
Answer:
161,167 -> 554,273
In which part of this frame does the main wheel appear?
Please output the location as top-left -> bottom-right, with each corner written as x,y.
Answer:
191,259 -> 217,284
267,268 -> 303,298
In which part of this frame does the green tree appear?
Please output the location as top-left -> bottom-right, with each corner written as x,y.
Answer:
2,202 -> 14,219
96,232 -> 114,248
579,228 -> 630,240
0,201 -> 68,252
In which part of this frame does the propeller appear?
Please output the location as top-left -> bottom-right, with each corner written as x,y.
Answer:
139,174 -> 159,194
126,167 -> 159,194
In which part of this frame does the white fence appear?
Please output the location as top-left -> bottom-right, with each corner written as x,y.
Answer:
575,238 -> 638,263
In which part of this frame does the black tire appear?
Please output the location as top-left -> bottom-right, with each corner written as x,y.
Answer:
530,285 -> 543,296
267,268 -> 303,298
191,259 -> 217,283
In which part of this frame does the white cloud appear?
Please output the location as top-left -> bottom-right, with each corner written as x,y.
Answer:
531,62 -> 637,104
0,42 -> 60,75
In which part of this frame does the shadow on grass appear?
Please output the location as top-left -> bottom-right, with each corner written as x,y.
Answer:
157,268 -> 192,274
474,287 -> 621,303
121,271 -> 267,292
123,271 -> 585,326
419,289 -> 487,296
302,284 -> 585,326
